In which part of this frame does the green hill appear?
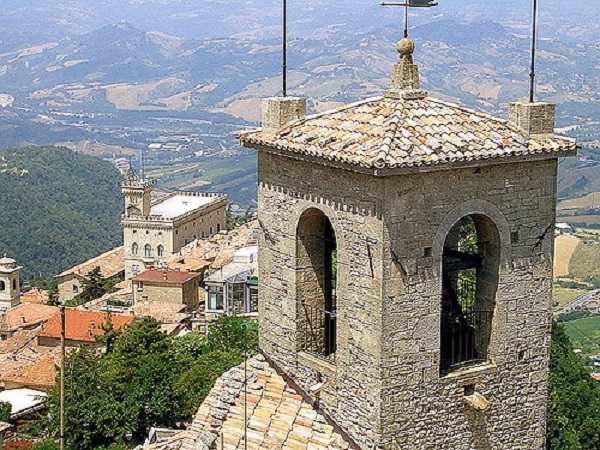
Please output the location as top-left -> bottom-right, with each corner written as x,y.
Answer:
0,146 -> 123,279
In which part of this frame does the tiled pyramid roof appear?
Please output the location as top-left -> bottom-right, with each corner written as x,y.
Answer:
145,355 -> 351,450
241,96 -> 577,171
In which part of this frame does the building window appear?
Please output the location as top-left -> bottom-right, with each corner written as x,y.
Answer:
0,280 -> 5,291
226,281 -> 246,314
157,245 -> 165,257
137,282 -> 144,291
12,280 -> 16,291
133,230 -> 137,235
217,223 -> 221,232
210,227 -> 213,235
72,284 -> 79,293
132,243 -> 139,256
208,286 -> 224,311
144,244 -> 152,258
296,208 -> 337,360
247,287 -> 258,313
440,215 -> 500,374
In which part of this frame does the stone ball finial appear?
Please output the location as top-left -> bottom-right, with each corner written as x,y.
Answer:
397,38 -> 415,57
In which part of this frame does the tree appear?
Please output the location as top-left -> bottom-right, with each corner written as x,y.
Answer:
95,312 -> 122,353
547,323 -> 600,450
42,316 -> 257,450
204,315 -> 258,354
74,267 -> 119,304
0,401 -> 11,422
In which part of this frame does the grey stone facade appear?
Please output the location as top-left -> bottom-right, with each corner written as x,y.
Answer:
254,149 -> 559,449
508,102 -> 556,136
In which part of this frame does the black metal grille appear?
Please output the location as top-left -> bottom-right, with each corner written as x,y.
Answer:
440,310 -> 493,373
300,303 -> 337,361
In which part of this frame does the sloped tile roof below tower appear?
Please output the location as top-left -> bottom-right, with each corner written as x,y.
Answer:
143,355 -> 351,450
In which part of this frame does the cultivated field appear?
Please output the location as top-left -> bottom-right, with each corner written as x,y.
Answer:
554,234 -> 581,277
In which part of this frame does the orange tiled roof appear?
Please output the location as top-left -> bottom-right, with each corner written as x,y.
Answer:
20,289 -> 49,305
241,96 -> 577,171
57,246 -> 125,279
0,330 -> 59,389
133,270 -> 201,284
2,304 -> 58,332
37,309 -> 134,343
151,355 -> 351,450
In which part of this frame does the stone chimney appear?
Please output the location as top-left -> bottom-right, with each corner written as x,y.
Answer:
385,38 -> 427,100
261,97 -> 307,135
508,101 -> 556,137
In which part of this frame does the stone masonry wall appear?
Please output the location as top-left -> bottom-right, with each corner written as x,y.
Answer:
380,159 -> 557,449
258,147 -> 558,449
258,151 -> 386,449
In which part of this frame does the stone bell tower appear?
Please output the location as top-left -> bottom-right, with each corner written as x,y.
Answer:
241,37 -> 578,450
121,169 -> 154,218
0,255 -> 22,310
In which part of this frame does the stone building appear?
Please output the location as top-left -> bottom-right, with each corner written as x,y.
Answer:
121,171 -> 227,279
238,38 -> 579,449
0,255 -> 22,311
132,269 -> 202,309
56,246 -> 125,302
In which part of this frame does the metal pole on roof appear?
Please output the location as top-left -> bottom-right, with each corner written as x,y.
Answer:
282,0 -> 288,97
529,0 -> 539,103
60,306 -> 66,450
243,321 -> 248,450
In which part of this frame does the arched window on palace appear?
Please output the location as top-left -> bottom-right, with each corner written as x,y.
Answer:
144,244 -> 152,258
12,280 -> 16,290
132,243 -> 139,256
157,245 -> 165,258
440,215 -> 500,374
296,208 -> 337,360
0,280 -> 5,291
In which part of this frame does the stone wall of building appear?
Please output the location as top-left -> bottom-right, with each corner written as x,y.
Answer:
258,151 -> 387,449
379,159 -> 557,449
122,199 -> 226,279
258,148 -> 557,449
57,274 -> 84,302
133,279 -> 200,309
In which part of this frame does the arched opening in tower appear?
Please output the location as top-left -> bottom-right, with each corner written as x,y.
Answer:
296,208 -> 337,360
440,214 -> 500,374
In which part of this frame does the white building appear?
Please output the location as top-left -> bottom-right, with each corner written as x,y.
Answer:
0,256 -> 21,311
121,171 -> 227,279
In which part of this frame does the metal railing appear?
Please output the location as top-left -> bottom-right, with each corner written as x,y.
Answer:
440,310 -> 493,374
300,303 -> 337,361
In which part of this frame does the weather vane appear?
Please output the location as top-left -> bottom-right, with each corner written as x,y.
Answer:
380,0 -> 438,39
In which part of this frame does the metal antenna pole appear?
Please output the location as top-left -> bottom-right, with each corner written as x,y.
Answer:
404,2 -> 409,38
529,0 -> 539,103
243,322 -> 248,450
283,0 -> 288,97
60,306 -> 66,450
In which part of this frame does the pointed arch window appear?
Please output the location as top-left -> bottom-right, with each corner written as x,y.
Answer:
440,215 -> 500,374
296,208 -> 337,360
144,244 -> 152,258
132,243 -> 139,256
157,245 -> 165,258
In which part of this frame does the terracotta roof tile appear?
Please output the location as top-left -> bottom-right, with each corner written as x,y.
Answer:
1,304 -> 58,332
37,309 -> 134,343
151,355 -> 351,450
241,96 -> 577,171
0,330 -> 59,389
58,246 -> 125,279
133,270 -> 201,284
20,289 -> 49,305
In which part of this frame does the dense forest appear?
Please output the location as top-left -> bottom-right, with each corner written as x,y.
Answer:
0,146 -> 123,279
